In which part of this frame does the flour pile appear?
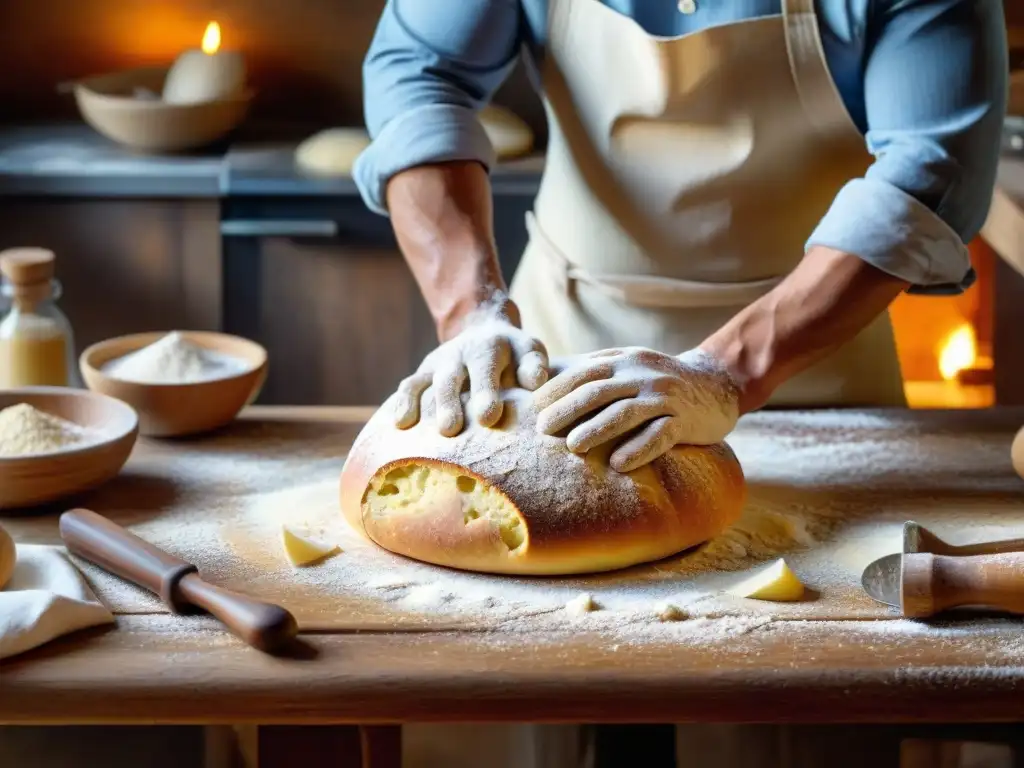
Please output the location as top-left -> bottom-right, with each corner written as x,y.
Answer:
102,332 -> 249,385
0,403 -> 90,457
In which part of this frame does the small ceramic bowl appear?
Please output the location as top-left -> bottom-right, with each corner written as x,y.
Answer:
80,331 -> 268,437
0,387 -> 139,509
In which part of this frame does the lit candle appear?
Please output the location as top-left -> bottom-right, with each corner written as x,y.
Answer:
162,22 -> 246,104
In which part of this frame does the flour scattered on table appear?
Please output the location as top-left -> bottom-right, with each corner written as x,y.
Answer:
0,403 -> 93,456
102,331 -> 249,384
74,409 -> 1024,652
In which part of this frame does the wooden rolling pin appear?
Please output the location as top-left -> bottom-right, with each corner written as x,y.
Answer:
903,552 -> 1024,618
60,508 -> 297,653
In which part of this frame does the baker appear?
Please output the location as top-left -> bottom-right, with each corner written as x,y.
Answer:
356,0 -> 1006,476
355,0 -> 1006,763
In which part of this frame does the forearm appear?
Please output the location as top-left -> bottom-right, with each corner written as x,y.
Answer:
699,246 -> 909,413
386,161 -> 512,341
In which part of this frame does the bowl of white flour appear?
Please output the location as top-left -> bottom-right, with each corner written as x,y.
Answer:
0,387 -> 138,508
79,331 -> 266,437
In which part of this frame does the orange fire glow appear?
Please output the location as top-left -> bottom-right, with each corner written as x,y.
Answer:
201,22 -> 222,55
938,322 -> 977,381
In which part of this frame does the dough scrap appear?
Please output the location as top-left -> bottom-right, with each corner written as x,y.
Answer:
727,558 -> 805,602
656,602 -> 688,622
281,525 -> 339,567
565,593 -> 599,616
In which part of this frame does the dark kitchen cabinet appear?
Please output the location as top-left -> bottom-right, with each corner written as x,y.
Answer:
222,204 -> 437,406
0,192 -> 533,407
0,199 -> 221,353
222,196 -> 533,405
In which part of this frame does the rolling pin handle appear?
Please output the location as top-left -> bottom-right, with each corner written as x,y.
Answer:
903,552 -> 1024,618
177,574 -> 298,653
60,508 -> 299,653
60,508 -> 196,612
162,563 -> 201,613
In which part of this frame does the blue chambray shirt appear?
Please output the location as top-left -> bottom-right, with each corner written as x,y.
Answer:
355,0 -> 1008,295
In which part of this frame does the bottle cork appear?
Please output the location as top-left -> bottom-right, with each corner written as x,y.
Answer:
0,248 -> 56,287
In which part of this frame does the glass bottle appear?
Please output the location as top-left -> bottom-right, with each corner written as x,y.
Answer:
0,248 -> 77,388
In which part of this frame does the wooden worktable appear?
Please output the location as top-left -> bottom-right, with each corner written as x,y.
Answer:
2,406 -> 1024,726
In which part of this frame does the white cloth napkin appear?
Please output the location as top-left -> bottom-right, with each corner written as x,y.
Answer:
0,544 -> 115,660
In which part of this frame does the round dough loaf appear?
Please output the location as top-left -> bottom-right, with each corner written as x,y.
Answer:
0,523 -> 15,590
1012,424 -> 1024,480
340,387 -> 745,576
295,128 -> 371,176
479,105 -> 535,160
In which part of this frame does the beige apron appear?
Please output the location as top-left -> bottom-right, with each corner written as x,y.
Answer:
510,0 -> 906,407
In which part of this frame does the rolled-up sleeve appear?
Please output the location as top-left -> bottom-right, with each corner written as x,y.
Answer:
355,0 -> 523,214
807,0 -> 1007,295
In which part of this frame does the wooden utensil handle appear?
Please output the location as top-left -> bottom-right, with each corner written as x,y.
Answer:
60,508 -> 196,611
954,537 -> 1024,556
178,573 -> 298,653
60,508 -> 299,653
903,552 -> 1024,617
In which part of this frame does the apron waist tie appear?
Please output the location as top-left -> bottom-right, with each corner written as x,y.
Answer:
525,212 -> 783,310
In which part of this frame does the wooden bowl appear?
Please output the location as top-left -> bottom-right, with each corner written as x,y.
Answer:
0,387 -> 139,509
72,66 -> 253,152
80,331 -> 268,437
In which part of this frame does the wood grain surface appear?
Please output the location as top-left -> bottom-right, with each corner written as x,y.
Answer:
2,612 -> 1024,724
2,406 -> 1024,725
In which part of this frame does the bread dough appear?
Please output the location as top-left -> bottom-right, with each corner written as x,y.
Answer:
478,105 -> 534,160
295,128 -> 371,176
727,558 -> 805,602
340,376 -> 746,576
281,525 -> 339,567
0,523 -> 15,590
1012,425 -> 1024,481
292,107 -> 529,178
162,49 -> 246,105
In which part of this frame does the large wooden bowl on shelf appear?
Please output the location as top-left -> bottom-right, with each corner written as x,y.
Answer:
0,387 -> 138,509
72,66 -> 252,152
80,331 -> 268,438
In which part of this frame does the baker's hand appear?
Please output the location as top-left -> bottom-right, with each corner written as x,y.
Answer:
394,302 -> 549,437
533,347 -> 739,473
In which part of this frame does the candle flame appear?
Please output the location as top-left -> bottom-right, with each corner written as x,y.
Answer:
938,322 -> 976,381
201,21 -> 221,55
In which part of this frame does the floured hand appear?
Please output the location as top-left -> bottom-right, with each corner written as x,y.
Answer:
394,299 -> 549,437
533,347 -> 739,473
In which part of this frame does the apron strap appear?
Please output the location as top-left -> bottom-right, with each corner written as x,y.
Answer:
525,212 -> 781,309
781,0 -> 864,142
